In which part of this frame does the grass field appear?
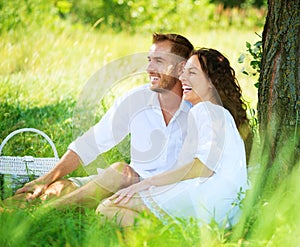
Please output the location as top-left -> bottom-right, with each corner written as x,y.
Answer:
1,4 -> 299,246
1,27 -> 260,104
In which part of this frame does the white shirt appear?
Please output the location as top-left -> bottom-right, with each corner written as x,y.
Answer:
68,84 -> 191,178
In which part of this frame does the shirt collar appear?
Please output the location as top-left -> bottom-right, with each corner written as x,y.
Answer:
147,91 -> 192,114
146,91 -> 160,107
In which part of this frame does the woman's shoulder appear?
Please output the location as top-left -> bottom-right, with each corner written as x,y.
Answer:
190,101 -> 238,129
190,101 -> 226,118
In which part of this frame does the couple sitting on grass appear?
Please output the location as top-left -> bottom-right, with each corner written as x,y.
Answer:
2,33 -> 252,227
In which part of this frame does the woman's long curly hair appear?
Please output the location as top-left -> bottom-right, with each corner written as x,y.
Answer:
192,48 -> 253,160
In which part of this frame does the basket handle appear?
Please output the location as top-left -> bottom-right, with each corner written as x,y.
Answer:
0,128 -> 59,159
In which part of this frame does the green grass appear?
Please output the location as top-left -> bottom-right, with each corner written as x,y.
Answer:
1,3 -> 299,247
1,158 -> 299,247
0,207 -> 225,247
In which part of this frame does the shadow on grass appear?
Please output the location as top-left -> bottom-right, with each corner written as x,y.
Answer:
0,99 -> 76,156
0,99 -> 76,198
0,98 -> 130,198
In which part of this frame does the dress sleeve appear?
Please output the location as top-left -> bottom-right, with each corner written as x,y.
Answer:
191,103 -> 226,173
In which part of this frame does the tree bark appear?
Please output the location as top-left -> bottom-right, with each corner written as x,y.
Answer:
258,0 -> 300,177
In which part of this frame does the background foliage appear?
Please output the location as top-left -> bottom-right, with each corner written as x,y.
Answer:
1,0 -> 267,34
210,0 -> 266,8
0,0 -> 265,159
2,1 -> 299,247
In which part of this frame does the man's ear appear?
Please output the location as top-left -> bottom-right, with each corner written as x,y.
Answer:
176,61 -> 186,76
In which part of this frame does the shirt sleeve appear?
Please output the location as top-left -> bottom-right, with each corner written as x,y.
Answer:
68,90 -> 134,165
191,103 -> 226,173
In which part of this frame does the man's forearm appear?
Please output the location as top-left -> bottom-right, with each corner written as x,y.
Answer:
41,149 -> 81,185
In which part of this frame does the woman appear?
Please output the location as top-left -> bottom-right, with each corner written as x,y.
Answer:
96,48 -> 251,227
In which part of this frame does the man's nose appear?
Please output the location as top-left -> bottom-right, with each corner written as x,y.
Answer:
146,63 -> 153,73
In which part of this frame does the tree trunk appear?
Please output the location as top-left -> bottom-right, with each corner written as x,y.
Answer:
258,0 -> 300,179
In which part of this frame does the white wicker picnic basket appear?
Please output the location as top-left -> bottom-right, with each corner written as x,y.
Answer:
0,128 -> 59,176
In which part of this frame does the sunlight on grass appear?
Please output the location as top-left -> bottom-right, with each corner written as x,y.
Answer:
229,138 -> 300,246
3,3 -> 298,247
0,26 -> 260,108
0,28 -> 151,105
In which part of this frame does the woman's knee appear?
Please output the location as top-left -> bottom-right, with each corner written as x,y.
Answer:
96,197 -> 150,227
96,198 -> 110,214
96,198 -> 120,219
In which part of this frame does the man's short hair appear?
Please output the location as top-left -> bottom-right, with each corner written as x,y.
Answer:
152,33 -> 194,60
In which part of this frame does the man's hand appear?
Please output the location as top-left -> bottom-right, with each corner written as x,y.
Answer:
14,150 -> 81,202
39,179 -> 77,201
109,179 -> 152,204
15,179 -> 77,202
15,179 -> 48,201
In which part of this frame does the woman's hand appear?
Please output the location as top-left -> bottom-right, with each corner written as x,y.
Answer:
109,179 -> 152,204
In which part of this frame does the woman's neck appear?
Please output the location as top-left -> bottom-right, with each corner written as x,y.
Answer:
193,89 -> 223,106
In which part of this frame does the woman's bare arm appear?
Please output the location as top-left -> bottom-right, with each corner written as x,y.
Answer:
111,158 -> 213,204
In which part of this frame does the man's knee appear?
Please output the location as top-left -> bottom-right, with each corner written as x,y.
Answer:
110,162 -> 140,189
110,162 -> 128,172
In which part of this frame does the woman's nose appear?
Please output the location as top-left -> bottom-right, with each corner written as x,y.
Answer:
179,70 -> 186,82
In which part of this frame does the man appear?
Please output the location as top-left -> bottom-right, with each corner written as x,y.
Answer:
13,33 -> 194,208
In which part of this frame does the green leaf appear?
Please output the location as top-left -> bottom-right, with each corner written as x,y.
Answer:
238,54 -> 246,63
254,41 -> 262,47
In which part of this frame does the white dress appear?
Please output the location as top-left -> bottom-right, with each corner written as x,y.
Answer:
139,101 -> 248,226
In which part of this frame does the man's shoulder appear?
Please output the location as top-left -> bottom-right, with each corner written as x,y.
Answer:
120,84 -> 153,100
113,83 -> 153,107
126,84 -> 151,95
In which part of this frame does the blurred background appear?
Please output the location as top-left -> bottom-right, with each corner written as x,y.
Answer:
0,0 -> 266,172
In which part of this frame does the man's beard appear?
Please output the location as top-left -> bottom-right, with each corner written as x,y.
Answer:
151,75 -> 179,93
